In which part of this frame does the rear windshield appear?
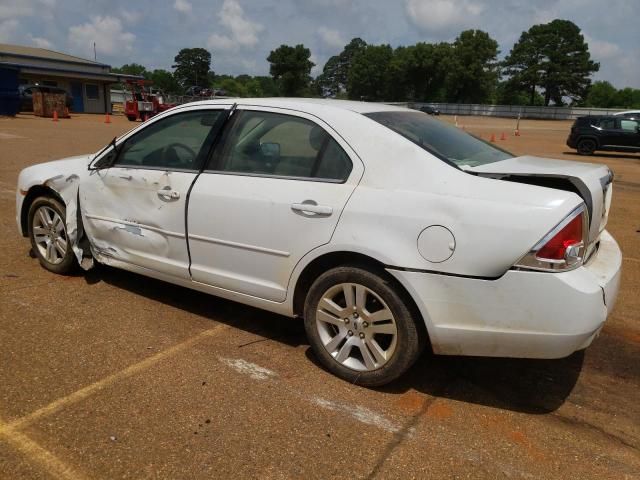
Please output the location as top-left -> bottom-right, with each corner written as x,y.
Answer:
366,111 -> 512,168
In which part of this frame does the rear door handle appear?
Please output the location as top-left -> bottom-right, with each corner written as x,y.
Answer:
291,202 -> 333,216
157,187 -> 180,200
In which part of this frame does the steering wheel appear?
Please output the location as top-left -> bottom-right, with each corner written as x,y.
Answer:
161,143 -> 197,168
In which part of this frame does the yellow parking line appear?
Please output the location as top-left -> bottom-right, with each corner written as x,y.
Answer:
0,416 -> 87,480
2,324 -> 226,434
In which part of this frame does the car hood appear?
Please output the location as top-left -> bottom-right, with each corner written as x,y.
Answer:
19,154 -> 93,186
469,155 -> 614,244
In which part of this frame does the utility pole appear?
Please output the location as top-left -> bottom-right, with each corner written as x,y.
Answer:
93,42 -> 97,61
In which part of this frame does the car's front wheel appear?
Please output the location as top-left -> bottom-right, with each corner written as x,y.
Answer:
304,266 -> 425,386
577,138 -> 596,155
28,196 -> 76,274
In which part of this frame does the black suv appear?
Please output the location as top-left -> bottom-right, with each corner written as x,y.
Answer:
419,105 -> 440,115
567,115 -> 640,155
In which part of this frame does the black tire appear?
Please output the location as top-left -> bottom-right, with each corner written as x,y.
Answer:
127,115 -> 137,122
28,196 -> 76,274
577,138 -> 596,156
303,265 -> 425,387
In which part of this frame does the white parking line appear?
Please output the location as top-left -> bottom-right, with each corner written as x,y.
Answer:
218,357 -> 277,380
311,396 -> 402,433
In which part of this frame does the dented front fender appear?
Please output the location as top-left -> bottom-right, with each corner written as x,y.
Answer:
16,155 -> 95,270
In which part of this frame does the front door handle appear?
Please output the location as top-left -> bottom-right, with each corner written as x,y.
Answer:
291,201 -> 333,216
157,187 -> 180,201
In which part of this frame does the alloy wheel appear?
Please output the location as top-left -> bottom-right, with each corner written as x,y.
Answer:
315,283 -> 398,371
32,205 -> 68,265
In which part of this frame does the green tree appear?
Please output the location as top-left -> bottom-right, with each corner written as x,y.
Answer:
584,81 -> 618,107
391,42 -> 452,101
503,19 -> 599,106
496,80 -> 544,105
446,29 -> 499,103
111,63 -> 148,77
267,44 -> 315,96
614,88 -> 640,108
317,38 -> 367,97
220,78 -> 248,97
347,44 -> 394,101
172,48 -> 212,88
148,69 -> 181,94
317,55 -> 341,97
254,76 -> 279,97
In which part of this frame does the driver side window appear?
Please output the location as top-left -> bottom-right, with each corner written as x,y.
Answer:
116,110 -> 223,170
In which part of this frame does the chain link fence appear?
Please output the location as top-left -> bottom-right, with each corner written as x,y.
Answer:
398,102 -> 628,120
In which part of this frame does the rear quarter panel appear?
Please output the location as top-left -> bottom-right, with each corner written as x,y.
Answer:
317,114 -> 583,277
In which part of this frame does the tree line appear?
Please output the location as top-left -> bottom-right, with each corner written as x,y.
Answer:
112,19 -> 640,108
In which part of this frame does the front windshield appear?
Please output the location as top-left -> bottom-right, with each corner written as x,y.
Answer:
366,111 -> 512,168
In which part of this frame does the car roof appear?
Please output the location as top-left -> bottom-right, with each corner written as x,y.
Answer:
613,110 -> 640,116
180,97 -> 409,115
577,115 -> 614,120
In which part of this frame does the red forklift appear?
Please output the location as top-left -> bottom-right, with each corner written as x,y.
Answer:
123,79 -> 176,121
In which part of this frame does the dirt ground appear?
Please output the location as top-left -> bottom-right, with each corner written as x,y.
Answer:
0,111 -> 638,480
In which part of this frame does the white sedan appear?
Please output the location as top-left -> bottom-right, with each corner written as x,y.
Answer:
15,99 -> 622,386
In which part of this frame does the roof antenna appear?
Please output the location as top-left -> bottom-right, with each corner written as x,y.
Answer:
93,42 -> 97,61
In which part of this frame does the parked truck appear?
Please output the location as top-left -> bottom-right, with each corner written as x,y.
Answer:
123,79 -> 176,121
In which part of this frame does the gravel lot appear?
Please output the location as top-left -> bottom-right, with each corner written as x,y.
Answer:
1,112 -> 639,479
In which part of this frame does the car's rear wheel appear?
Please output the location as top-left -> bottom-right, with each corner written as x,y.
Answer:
577,138 -> 596,155
28,196 -> 76,274
304,266 -> 424,386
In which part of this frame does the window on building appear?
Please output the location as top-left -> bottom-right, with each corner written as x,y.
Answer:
85,84 -> 99,100
42,80 -> 58,87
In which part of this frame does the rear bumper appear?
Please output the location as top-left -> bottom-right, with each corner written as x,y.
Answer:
388,230 -> 622,358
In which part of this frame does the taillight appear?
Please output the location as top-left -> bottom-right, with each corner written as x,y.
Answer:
536,213 -> 583,260
514,205 -> 588,272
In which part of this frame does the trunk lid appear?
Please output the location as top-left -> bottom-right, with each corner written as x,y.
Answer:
468,156 -> 613,246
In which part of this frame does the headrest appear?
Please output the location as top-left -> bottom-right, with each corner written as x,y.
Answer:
309,125 -> 327,151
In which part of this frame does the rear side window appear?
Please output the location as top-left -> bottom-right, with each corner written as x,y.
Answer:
620,119 -> 639,132
367,111 -> 512,168
598,118 -> 615,129
212,110 -> 352,182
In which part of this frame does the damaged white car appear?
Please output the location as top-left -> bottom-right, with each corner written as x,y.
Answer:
16,99 -> 622,386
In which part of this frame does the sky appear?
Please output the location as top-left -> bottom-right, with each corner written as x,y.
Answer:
0,0 -> 638,88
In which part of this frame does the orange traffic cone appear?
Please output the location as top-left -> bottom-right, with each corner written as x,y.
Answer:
105,113 -> 111,124
490,133 -> 496,142
500,132 -> 506,140
52,110 -> 59,122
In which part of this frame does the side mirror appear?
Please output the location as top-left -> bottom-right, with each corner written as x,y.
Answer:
89,137 -> 121,170
260,142 -> 280,159
92,149 -> 117,169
